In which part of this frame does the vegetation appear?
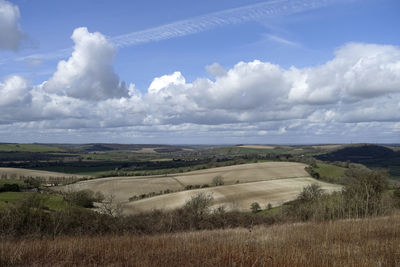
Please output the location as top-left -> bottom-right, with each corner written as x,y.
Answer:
313,162 -> 346,179
2,214 -> 400,266
316,144 -> 400,178
1,142 -> 400,265
250,202 -> 261,213
212,175 -> 224,186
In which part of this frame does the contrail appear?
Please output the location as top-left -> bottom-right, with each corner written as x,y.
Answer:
111,0 -> 336,47
8,0 -> 341,64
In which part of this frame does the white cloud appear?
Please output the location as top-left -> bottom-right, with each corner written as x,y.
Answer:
1,41 -> 400,143
44,27 -> 128,101
0,0 -> 24,51
148,71 -> 186,94
0,75 -> 31,107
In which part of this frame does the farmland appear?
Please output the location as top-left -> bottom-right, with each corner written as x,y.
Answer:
125,177 -> 340,214
0,142 -> 399,267
60,161 -> 342,214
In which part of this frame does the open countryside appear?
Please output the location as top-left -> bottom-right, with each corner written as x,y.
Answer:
1,0 -> 399,265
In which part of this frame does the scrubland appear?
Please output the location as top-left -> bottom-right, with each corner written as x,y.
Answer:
1,213 -> 399,266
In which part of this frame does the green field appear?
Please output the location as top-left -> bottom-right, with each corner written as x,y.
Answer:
0,192 -> 67,210
0,144 -> 65,152
0,179 -> 25,187
314,162 -> 346,179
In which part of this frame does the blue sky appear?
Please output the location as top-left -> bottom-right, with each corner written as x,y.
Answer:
0,0 -> 399,144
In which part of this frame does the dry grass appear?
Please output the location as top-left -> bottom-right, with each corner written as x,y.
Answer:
1,213 -> 400,266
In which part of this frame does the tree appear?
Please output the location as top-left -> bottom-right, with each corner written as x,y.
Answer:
343,168 -> 388,217
182,193 -> 214,229
98,194 -> 122,216
212,175 -> 224,186
298,183 -> 324,202
250,202 -> 261,213
24,177 -> 41,189
64,189 -> 103,208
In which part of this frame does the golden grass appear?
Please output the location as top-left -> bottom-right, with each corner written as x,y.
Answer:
1,213 -> 400,266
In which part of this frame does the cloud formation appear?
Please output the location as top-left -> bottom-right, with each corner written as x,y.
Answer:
1,37 -> 399,143
0,0 -> 24,51
44,27 -> 128,101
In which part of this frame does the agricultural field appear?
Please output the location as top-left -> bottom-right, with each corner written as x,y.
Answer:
62,162 -> 309,197
0,143 -> 65,152
125,177 -> 341,214
60,161 -> 341,214
0,192 -> 67,210
237,145 -> 275,149
314,162 -> 346,179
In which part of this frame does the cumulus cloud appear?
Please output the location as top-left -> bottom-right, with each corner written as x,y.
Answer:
0,75 -> 31,107
0,0 -> 24,51
44,27 -> 128,101
1,41 -> 400,143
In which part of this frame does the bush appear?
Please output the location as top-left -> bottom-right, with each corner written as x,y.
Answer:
250,202 -> 261,213
0,183 -> 20,192
212,175 -> 224,186
24,177 -> 41,189
297,183 -> 323,202
64,190 -> 103,208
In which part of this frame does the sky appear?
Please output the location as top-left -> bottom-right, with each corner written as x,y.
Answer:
0,0 -> 399,144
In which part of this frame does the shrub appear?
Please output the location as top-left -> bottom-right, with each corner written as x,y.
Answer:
212,175 -> 224,186
0,183 -> 20,192
64,190 -> 103,208
250,202 -> 261,213
297,183 -> 323,202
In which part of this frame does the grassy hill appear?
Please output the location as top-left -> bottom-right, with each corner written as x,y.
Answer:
316,144 -> 400,178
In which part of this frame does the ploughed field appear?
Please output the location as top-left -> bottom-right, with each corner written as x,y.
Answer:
60,162 -> 341,214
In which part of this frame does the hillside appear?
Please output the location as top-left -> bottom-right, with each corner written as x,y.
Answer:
59,161 -> 343,214
316,144 -> 400,178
